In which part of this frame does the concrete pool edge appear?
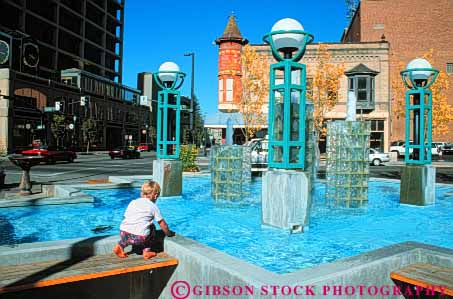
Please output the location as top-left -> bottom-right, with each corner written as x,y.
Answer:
1,175 -> 450,208
162,237 -> 453,298
0,235 -> 451,298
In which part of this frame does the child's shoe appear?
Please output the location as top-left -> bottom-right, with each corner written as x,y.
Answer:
143,251 -> 157,260
113,244 -> 128,258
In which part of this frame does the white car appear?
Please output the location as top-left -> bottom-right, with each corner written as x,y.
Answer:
432,142 -> 447,156
390,141 -> 413,156
369,148 -> 390,166
249,139 -> 269,173
390,140 -> 409,156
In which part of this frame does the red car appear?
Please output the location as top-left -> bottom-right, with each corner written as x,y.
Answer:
109,146 -> 141,159
22,146 -> 77,164
137,143 -> 152,152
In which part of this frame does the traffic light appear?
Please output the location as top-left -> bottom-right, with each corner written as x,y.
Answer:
55,101 -> 61,111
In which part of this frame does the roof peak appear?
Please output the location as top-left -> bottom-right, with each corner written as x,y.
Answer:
215,14 -> 248,45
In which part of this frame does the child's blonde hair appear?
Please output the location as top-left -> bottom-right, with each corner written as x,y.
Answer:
141,181 -> 161,197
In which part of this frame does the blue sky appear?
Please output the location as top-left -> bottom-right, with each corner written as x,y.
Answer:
122,0 -> 352,116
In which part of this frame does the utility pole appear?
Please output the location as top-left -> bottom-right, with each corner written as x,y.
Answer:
184,52 -> 195,130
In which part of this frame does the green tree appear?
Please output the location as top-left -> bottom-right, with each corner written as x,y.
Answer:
81,118 -> 97,153
190,95 -> 205,146
51,114 -> 67,147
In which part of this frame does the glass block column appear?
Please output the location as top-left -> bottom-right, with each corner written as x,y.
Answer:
326,121 -> 371,208
210,145 -> 251,201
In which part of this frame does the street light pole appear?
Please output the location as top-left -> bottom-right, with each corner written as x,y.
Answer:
184,52 -> 195,130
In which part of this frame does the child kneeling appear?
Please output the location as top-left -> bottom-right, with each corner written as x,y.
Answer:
113,181 -> 175,259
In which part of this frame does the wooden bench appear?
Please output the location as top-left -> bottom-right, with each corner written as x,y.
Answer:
0,252 -> 178,299
390,263 -> 453,298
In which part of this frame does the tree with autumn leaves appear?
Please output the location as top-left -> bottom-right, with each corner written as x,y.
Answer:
392,49 -> 452,137
239,44 -> 268,143
310,44 -> 345,140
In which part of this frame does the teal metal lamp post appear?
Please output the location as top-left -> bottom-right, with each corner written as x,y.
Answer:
153,62 -> 186,159
152,61 -> 186,197
263,18 -> 313,170
400,58 -> 438,206
261,18 -> 314,232
400,58 -> 438,164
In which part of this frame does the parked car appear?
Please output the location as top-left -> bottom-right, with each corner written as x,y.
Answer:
137,143 -> 152,152
21,145 -> 77,164
442,143 -> 453,154
431,142 -> 446,156
109,147 -> 140,159
369,148 -> 389,166
249,138 -> 268,173
390,141 -> 414,156
390,140 -> 405,156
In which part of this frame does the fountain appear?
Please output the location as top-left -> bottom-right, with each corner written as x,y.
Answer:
8,155 -> 45,195
210,145 -> 251,201
325,91 -> 370,208
326,121 -> 370,208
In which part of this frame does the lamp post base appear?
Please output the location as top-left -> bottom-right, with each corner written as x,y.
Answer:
152,159 -> 182,197
400,164 -> 435,206
261,169 -> 311,232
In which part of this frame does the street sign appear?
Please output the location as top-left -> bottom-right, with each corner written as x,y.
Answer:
81,96 -> 89,106
44,107 -> 56,112
139,95 -> 148,106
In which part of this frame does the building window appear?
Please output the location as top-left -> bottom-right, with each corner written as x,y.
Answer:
447,63 -> 453,74
370,119 -> 385,151
348,76 -> 374,104
345,64 -> 378,110
226,79 -> 233,102
218,79 -> 223,102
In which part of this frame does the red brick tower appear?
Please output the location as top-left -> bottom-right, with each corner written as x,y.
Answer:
215,14 -> 248,112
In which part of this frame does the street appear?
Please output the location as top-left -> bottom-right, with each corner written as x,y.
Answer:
1,152 -> 156,186
2,151 -> 453,189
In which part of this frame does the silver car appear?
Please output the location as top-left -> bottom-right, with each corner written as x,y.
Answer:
369,148 -> 390,166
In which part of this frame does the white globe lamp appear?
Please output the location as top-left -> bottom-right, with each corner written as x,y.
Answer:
158,61 -> 180,83
406,58 -> 432,82
271,18 -> 304,52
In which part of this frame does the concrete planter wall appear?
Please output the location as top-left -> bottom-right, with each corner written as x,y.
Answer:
0,236 -> 452,299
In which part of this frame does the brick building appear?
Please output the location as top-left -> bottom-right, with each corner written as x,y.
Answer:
215,14 -> 248,113
214,15 -> 391,151
341,0 -> 453,142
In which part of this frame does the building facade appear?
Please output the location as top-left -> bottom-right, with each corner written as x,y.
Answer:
0,0 -> 124,81
0,68 -> 151,153
341,0 -> 453,142
215,15 -> 248,113
0,0 -> 153,153
214,16 -> 391,152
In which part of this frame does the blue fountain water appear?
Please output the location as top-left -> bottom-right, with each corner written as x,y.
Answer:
0,176 -> 452,274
